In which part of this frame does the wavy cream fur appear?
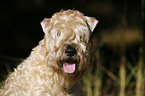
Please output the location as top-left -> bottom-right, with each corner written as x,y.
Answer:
0,10 -> 98,96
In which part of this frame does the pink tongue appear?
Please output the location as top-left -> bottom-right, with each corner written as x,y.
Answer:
63,63 -> 76,73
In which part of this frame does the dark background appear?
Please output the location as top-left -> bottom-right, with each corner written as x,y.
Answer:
0,0 -> 141,58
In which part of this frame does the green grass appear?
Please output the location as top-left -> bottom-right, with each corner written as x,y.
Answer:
81,28 -> 144,96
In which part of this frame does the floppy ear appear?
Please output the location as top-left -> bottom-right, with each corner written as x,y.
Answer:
41,18 -> 51,34
84,16 -> 98,32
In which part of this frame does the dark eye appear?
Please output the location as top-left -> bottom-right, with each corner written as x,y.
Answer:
80,35 -> 83,41
57,31 -> 61,37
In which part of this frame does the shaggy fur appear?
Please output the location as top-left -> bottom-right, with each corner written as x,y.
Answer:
0,10 -> 98,96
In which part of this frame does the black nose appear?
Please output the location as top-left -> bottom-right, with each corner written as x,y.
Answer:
65,46 -> 77,57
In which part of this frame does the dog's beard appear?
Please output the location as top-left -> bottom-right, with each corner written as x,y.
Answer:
49,41 -> 89,75
58,50 -> 88,74
60,56 -> 79,74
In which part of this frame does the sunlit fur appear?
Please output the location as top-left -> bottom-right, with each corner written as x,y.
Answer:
0,10 -> 98,96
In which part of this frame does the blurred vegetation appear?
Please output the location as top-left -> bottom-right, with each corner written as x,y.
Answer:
0,0 -> 144,96
82,27 -> 144,96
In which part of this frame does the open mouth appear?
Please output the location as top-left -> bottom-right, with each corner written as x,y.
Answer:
63,63 -> 76,73
61,59 -> 78,74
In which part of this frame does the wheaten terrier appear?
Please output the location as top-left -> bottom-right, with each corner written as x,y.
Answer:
0,10 -> 98,96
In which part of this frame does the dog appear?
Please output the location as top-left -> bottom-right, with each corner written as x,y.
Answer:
0,10 -> 98,96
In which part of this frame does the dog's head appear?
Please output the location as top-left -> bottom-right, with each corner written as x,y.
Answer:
41,10 -> 98,75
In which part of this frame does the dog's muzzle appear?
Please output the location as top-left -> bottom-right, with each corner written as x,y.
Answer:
61,45 -> 78,74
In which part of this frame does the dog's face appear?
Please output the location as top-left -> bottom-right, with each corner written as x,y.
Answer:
41,10 -> 98,74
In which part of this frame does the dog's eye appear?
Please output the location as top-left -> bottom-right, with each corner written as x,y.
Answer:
57,31 -> 61,37
80,35 -> 83,41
